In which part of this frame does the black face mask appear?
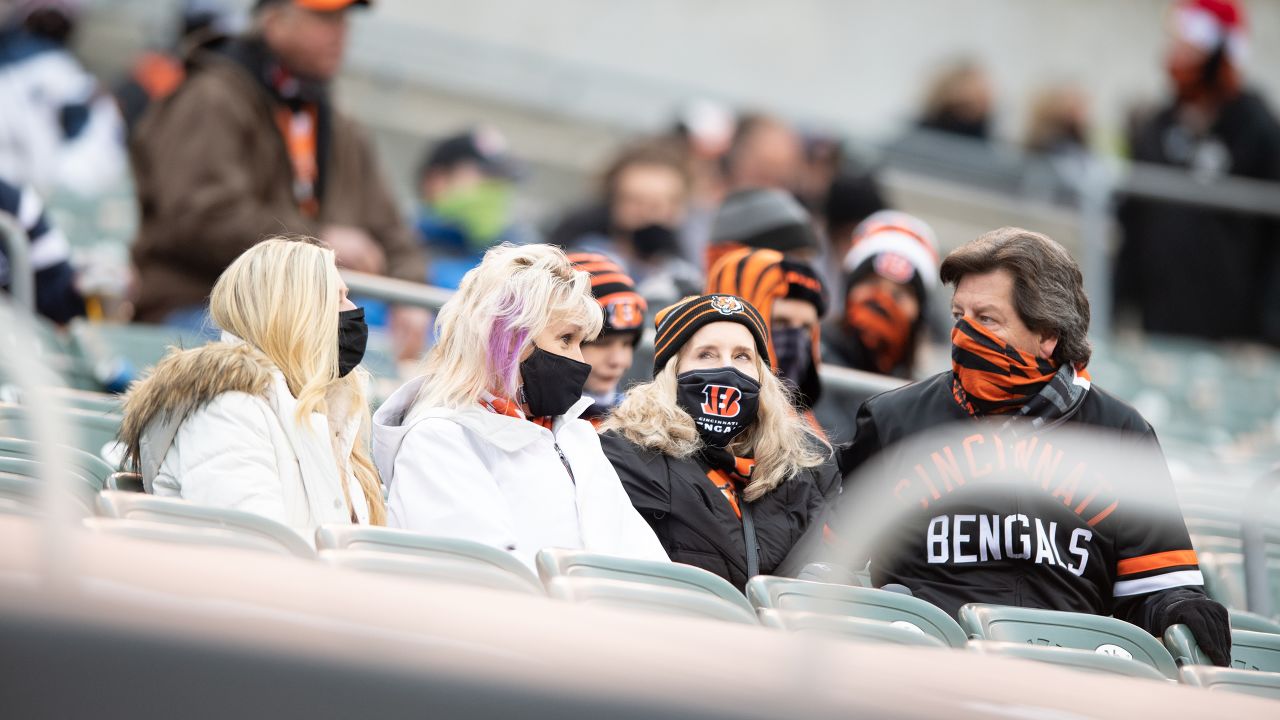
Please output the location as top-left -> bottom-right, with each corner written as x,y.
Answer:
675,366 -> 761,448
771,326 -> 812,391
519,346 -> 592,418
629,223 -> 680,261
337,307 -> 368,378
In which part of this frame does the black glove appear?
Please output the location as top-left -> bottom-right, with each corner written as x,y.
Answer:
1160,595 -> 1232,667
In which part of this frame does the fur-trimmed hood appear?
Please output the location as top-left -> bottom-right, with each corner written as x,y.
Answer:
120,342 -> 277,471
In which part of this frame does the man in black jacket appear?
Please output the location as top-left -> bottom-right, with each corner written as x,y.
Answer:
839,226 -> 1232,666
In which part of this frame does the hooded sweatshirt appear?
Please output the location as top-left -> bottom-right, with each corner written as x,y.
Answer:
371,376 -> 669,570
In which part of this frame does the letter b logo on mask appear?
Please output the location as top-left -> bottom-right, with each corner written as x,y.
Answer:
701,385 -> 742,418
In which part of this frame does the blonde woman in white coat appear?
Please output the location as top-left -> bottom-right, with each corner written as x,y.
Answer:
121,237 -> 386,544
372,243 -> 668,569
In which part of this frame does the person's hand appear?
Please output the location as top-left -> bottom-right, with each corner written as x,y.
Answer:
323,225 -> 386,275
1162,595 -> 1232,666
389,305 -> 431,361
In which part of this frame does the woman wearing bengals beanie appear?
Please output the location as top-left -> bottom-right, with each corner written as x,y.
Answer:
568,253 -> 647,426
599,294 -> 839,590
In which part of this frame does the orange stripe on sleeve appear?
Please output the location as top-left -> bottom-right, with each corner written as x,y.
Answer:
1116,549 -> 1199,576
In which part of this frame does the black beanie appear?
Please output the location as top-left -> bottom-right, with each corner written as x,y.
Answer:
780,259 -> 828,317
652,294 -> 771,374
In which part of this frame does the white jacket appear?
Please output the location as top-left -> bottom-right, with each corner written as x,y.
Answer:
372,377 -> 668,569
124,340 -> 369,546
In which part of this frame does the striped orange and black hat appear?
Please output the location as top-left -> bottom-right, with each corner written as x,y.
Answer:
652,294 -> 771,374
568,252 -> 648,340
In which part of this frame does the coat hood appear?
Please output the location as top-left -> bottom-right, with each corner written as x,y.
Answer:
371,376 -> 592,492
120,341 -> 276,471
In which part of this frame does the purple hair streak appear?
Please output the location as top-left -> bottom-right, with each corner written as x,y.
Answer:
487,294 -> 529,399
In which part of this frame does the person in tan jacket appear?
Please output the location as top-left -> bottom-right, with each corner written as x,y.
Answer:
129,0 -> 429,356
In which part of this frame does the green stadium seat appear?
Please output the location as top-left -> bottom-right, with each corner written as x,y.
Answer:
82,517 -> 297,557
95,491 -> 315,559
315,525 -> 542,593
545,576 -> 759,626
967,640 -> 1172,681
757,609 -> 947,648
319,549 -> 543,595
45,388 -> 122,415
0,404 -> 124,465
1163,625 -> 1280,672
957,603 -> 1180,680
745,576 -> 968,648
535,548 -> 754,616
0,473 -> 95,517
0,437 -> 115,489
1230,611 -> 1280,635
1178,666 -> 1280,700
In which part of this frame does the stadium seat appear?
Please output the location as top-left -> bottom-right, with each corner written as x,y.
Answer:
0,455 -> 104,495
82,517 -> 297,557
967,640 -> 1171,681
315,525 -> 542,593
957,603 -> 1180,680
103,471 -> 145,493
0,437 -> 116,488
757,609 -> 947,648
745,576 -> 968,648
319,549 -> 544,595
45,387 -> 122,415
535,548 -> 754,616
1163,625 -> 1280,672
95,491 -> 315,559
0,473 -> 94,517
1178,666 -> 1280,700
1230,611 -> 1280,635
545,576 -> 759,626
0,404 -> 124,465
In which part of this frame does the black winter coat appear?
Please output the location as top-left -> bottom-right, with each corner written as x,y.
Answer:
600,430 -> 840,591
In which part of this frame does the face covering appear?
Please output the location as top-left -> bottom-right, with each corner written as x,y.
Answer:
337,307 -> 368,378
675,366 -> 761,448
629,223 -> 680,261
847,286 -> 912,375
771,325 -> 812,391
518,346 -> 592,418
431,180 -> 514,252
950,317 -> 1056,416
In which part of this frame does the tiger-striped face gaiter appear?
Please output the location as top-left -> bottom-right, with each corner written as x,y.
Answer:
950,318 -> 1057,416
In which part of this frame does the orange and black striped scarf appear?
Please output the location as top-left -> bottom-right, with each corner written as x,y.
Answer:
480,395 -> 554,431
698,447 -> 757,521
951,319 -> 1091,421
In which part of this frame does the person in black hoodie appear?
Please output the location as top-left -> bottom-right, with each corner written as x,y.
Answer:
836,226 -> 1232,666
599,294 -> 839,591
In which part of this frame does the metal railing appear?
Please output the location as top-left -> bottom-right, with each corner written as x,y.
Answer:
0,214 -> 34,314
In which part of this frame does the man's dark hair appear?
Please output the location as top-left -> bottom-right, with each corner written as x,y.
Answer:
940,226 -> 1092,367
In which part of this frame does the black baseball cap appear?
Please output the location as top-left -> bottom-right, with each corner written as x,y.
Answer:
419,126 -> 522,181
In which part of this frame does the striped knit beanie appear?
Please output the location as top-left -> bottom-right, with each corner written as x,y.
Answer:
652,294 -> 771,374
569,252 -> 648,342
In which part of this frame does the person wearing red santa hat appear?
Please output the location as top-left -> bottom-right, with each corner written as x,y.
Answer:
1116,0 -> 1280,345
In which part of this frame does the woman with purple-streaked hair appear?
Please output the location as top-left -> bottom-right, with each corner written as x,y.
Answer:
371,243 -> 668,569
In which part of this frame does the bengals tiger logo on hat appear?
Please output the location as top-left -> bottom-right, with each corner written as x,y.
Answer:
606,297 -> 644,331
701,384 -> 742,418
709,295 -> 745,316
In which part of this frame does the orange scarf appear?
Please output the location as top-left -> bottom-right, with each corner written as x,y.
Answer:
951,319 -> 1058,416
273,104 -> 321,218
704,455 -> 756,520
480,395 -> 554,431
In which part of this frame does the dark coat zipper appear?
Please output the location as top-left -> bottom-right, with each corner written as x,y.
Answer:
554,441 -> 576,484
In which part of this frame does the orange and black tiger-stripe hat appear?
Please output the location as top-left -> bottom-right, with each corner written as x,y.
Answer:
652,294 -> 771,374
568,252 -> 648,341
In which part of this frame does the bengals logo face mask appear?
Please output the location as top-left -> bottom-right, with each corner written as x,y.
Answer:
676,366 -> 761,448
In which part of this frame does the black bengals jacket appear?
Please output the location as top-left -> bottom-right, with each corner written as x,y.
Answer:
837,370 -> 1214,635
600,430 -> 840,592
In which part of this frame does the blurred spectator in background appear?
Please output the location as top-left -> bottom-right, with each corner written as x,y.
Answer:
0,176 -> 84,323
821,170 -> 888,286
918,59 -> 994,142
722,112 -> 804,192
1117,0 -> 1280,344
706,187 -> 820,270
372,244 -> 667,569
549,139 -> 701,307
706,247 -> 829,431
121,237 -> 386,544
0,0 -> 127,195
128,0 -> 428,355
415,126 -> 531,289
113,0 -> 241,134
823,210 -> 939,379
668,99 -> 735,269
795,128 -> 843,215
1021,83 -> 1099,204
568,252 -> 647,427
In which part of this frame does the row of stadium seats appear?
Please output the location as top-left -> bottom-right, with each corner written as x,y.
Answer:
4,470 -> 1279,699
